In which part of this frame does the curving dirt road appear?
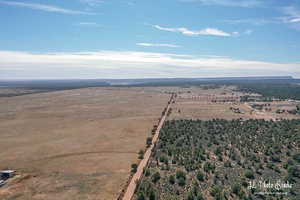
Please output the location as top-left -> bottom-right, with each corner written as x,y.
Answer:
121,95 -> 174,200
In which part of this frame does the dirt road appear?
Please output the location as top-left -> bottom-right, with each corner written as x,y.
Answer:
121,95 -> 173,200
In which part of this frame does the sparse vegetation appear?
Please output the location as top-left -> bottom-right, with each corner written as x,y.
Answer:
131,163 -> 138,173
277,105 -> 300,115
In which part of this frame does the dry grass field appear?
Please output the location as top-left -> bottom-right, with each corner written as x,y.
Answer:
0,88 -> 48,97
170,86 -> 300,120
0,87 -> 169,200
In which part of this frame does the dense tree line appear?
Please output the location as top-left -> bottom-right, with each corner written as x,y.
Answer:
135,119 -> 300,200
238,83 -> 300,100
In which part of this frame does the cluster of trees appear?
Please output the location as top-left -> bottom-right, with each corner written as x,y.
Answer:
134,119 -> 300,200
238,83 -> 300,100
276,105 -> 300,115
240,95 -> 273,103
250,103 -> 271,111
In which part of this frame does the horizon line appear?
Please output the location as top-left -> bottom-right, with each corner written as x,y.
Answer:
0,75 -> 296,81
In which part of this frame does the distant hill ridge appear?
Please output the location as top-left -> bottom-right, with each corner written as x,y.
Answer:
0,76 -> 296,88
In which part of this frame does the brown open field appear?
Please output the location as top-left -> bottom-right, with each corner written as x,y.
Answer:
0,88 -> 48,97
169,86 -> 300,120
0,87 -> 169,200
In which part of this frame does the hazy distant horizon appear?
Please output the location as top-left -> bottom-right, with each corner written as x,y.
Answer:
0,75 -> 296,81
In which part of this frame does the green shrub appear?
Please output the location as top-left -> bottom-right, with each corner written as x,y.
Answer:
169,175 -> 175,184
293,153 -> 300,163
144,169 -> 151,177
196,171 -> 204,182
178,177 -> 186,187
151,172 -> 161,183
224,160 -> 232,168
138,150 -> 144,159
204,162 -> 215,173
137,192 -> 145,200
245,170 -> 255,179
231,183 -> 241,195
131,163 -> 138,173
210,186 -> 223,198
149,189 -> 156,200
288,166 -> 300,178
176,170 -> 186,180
146,137 -> 152,147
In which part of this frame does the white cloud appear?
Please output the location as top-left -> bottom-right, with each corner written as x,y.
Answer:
244,29 -> 253,35
153,25 -> 233,37
290,18 -> 300,23
0,50 -> 299,79
180,0 -> 262,7
282,6 -> 300,23
79,22 -> 97,25
78,22 -> 102,27
0,0 -> 95,15
136,43 -> 180,48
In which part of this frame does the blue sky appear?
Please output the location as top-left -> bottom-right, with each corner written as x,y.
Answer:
0,0 -> 300,79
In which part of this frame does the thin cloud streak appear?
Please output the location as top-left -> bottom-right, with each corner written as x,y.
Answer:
153,25 -> 233,37
223,18 -> 279,25
136,43 -> 180,48
80,0 -> 103,7
282,6 -> 300,23
0,0 -> 95,15
180,0 -> 262,7
78,22 -> 102,27
224,6 -> 300,26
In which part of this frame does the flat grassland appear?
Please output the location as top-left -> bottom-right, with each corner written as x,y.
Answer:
170,86 -> 300,120
0,87 -> 169,200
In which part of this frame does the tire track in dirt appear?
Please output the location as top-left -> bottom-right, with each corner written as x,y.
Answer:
34,151 -> 137,161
